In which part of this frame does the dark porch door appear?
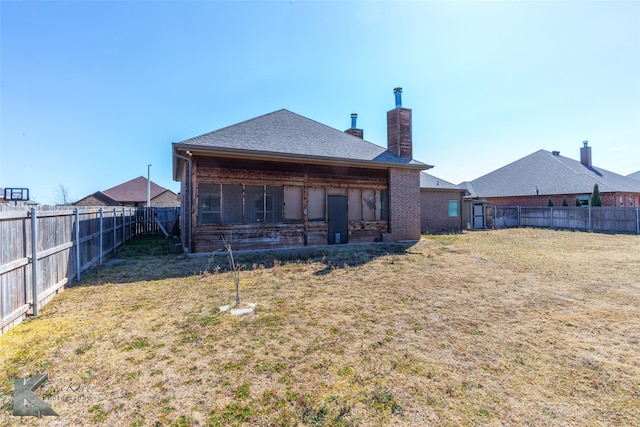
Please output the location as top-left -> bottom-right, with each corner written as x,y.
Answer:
327,196 -> 348,244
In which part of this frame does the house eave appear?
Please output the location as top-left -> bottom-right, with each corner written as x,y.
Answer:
421,187 -> 465,193
173,143 -> 432,181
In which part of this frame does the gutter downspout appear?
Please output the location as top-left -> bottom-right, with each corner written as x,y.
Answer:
175,152 -> 193,252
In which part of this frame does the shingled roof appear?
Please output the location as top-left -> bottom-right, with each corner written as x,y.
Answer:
460,149 -> 640,198
102,176 -> 168,203
420,172 -> 463,191
82,191 -> 119,205
173,109 -> 430,173
628,171 -> 640,181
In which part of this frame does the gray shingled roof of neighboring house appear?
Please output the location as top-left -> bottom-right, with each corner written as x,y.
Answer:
174,109 -> 429,168
460,149 -> 640,198
628,171 -> 640,181
420,172 -> 463,191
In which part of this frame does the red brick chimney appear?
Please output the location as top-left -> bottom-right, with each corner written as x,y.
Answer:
387,87 -> 412,159
345,113 -> 364,139
580,140 -> 592,168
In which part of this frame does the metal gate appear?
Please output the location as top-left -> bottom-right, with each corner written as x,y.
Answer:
472,203 -> 485,229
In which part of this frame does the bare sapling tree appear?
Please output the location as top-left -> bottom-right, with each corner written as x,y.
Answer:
53,184 -> 76,206
221,233 -> 242,307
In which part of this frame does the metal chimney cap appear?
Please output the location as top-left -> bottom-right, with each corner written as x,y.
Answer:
350,113 -> 358,118
393,87 -> 403,93
583,140 -> 589,147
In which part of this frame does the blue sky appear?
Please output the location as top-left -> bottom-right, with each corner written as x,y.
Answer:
1,1 -> 639,204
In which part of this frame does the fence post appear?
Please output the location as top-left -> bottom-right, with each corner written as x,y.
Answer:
492,206 -> 496,232
30,207 -> 39,316
99,207 -> 104,264
550,207 -> 553,228
75,208 -> 81,282
588,205 -> 592,231
637,207 -> 639,235
113,208 -> 117,253
122,207 -> 126,245
517,206 -> 521,227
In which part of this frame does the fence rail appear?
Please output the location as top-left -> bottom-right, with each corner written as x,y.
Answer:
0,205 -> 179,334
494,206 -> 640,234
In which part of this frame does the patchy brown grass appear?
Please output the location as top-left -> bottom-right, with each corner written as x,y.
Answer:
1,229 -> 639,426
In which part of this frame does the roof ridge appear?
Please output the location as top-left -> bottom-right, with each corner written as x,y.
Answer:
549,151 -> 609,191
277,109 -> 399,154
178,109 -> 289,144
554,151 -> 640,192
177,108 -> 401,159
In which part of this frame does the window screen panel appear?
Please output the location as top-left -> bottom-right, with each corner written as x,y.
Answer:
284,186 -> 303,221
379,189 -> 389,221
245,185 -> 263,222
308,188 -> 326,222
266,186 -> 284,223
222,184 -> 244,224
198,184 -> 220,225
362,189 -> 375,221
348,189 -> 362,221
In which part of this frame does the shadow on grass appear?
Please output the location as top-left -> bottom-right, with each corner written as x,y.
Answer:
76,235 -> 417,286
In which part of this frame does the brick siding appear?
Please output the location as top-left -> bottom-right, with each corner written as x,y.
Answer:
74,195 -> 108,207
387,168 -> 421,241
421,189 -> 463,233
151,190 -> 180,207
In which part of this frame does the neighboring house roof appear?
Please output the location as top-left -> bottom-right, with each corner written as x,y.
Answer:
173,109 -> 430,178
420,172 -> 463,191
102,176 -> 168,203
628,171 -> 640,181
76,177 -> 176,206
76,191 -> 120,205
460,149 -> 640,198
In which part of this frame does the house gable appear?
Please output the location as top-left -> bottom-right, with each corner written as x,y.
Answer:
172,95 -> 432,252
103,176 -> 168,204
75,177 -> 179,207
75,191 -> 119,207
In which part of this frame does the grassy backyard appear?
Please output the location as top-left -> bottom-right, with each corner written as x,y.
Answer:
1,229 -> 639,426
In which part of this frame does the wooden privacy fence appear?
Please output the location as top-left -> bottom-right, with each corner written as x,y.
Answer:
0,205 -> 179,335
494,206 -> 640,234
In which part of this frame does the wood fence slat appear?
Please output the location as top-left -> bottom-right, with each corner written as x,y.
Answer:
0,206 -> 179,335
0,257 -> 29,275
495,206 -> 640,235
